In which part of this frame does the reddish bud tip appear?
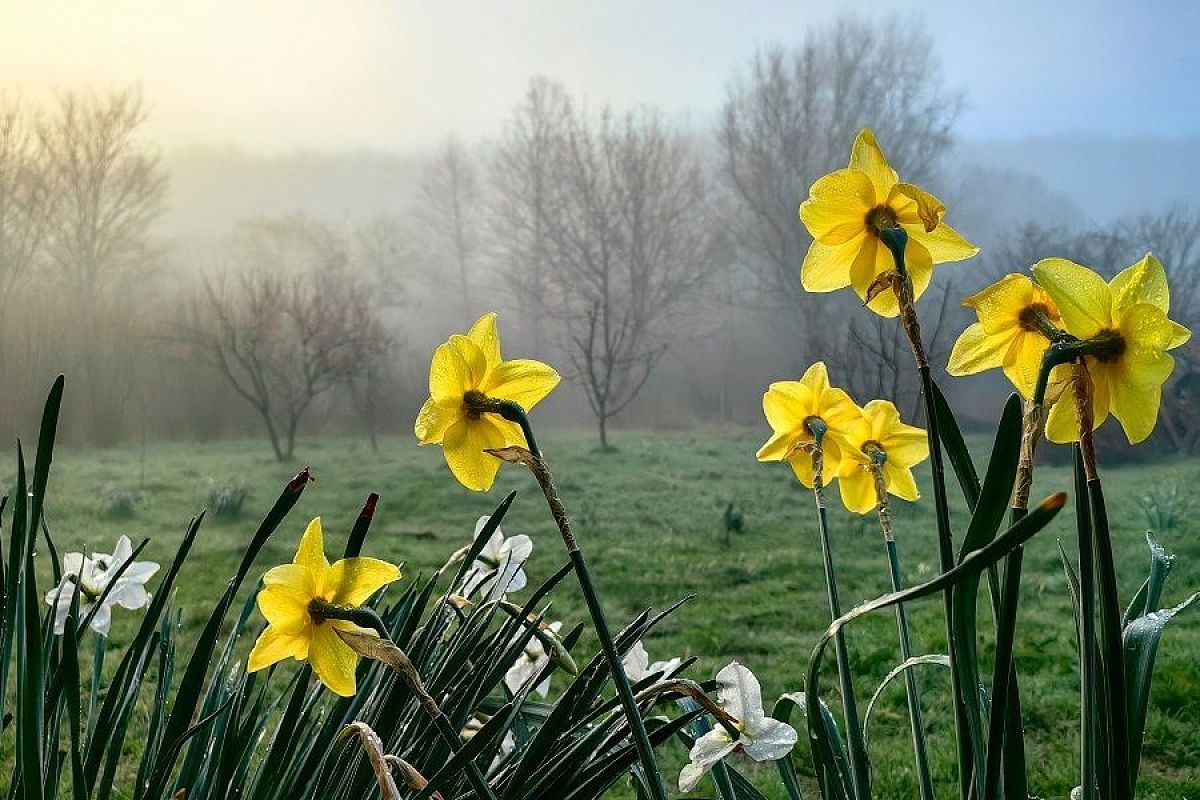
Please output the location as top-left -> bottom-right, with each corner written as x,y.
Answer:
360,492 -> 380,520
288,467 -> 313,492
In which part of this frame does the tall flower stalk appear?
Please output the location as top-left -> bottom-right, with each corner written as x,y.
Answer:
838,399 -> 935,800
755,362 -> 870,797
878,223 -> 976,793
479,398 -> 668,800
416,313 -> 669,800
798,128 -> 980,793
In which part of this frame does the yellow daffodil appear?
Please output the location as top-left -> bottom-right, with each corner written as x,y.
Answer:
247,517 -> 401,697
947,274 -> 1064,397
415,313 -> 560,491
836,400 -> 930,514
1033,254 -> 1191,444
756,362 -> 862,487
798,128 -> 978,317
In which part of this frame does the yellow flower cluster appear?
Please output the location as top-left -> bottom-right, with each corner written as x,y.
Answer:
799,128 -> 1192,446
756,362 -> 929,514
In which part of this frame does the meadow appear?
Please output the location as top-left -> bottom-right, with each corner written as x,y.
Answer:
17,424 -> 1199,798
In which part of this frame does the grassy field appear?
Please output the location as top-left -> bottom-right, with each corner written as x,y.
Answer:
15,425 -> 1200,798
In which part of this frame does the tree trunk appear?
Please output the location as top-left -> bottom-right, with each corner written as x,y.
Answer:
598,413 -> 610,451
258,408 -> 286,461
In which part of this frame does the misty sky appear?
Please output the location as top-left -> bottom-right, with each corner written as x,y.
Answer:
2,0 -> 1198,154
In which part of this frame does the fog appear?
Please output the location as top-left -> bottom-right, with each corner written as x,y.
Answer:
0,2 -> 1197,457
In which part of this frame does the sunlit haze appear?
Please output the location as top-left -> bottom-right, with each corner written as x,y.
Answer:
3,0 -> 1198,154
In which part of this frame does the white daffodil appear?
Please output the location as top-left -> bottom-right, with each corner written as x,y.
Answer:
622,640 -> 682,682
504,620 -> 562,698
462,516 -> 533,602
678,662 -> 798,793
463,717 -> 517,771
45,535 -> 159,636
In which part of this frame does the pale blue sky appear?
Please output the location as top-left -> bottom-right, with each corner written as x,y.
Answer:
1,0 -> 1195,151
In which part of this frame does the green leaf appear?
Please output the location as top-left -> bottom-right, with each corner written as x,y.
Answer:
1123,533 -> 1173,628
1125,591 -> 1199,787
805,492 -> 1066,800
931,379 -> 981,509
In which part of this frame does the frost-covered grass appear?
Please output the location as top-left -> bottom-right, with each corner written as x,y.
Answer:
15,427 -> 1200,798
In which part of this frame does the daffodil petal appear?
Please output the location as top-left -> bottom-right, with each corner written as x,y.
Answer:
442,417 -> 508,492
1001,332 -> 1049,399
838,469 -> 877,514
1167,320 -> 1191,349
799,361 -> 831,394
415,397 -> 462,444
1109,362 -> 1167,444
819,389 -> 864,433
849,128 -> 898,198
257,583 -> 312,631
449,335 -> 488,388
679,730 -> 737,793
308,623 -> 361,697
962,274 -> 1034,334
1032,258 -> 1111,339
293,518 -> 330,591
467,312 -> 503,370
429,338 -> 473,402
326,557 -> 402,607
715,662 -> 766,726
484,359 -> 561,411
799,169 -> 874,244
1111,253 -> 1169,315
801,233 -> 868,292
884,463 -> 920,502
947,323 -> 1012,377
910,221 -> 978,264
1044,367 -> 1110,443
756,429 -> 796,462
888,182 -> 945,232
247,625 -> 309,672
786,453 -> 816,487
742,717 -> 799,762
763,381 -> 813,431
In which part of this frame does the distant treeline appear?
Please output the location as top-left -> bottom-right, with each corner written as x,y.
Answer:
0,17 -> 1197,457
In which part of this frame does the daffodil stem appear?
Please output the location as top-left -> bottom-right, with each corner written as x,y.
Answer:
806,424 -> 871,800
1072,446 -> 1100,800
872,468 -> 936,800
1072,365 -> 1132,800
470,397 -> 542,459
488,402 -> 669,800
880,225 -> 972,799
315,603 -> 499,800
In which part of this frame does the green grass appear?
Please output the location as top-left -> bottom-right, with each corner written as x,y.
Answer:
13,426 -> 1200,798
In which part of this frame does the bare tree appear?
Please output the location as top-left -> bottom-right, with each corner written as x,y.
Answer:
182,218 -> 389,460
488,78 -> 572,351
717,18 -> 964,390
412,137 -> 481,313
354,215 -> 408,307
37,88 -> 166,295
493,83 -> 715,448
0,96 -> 55,298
